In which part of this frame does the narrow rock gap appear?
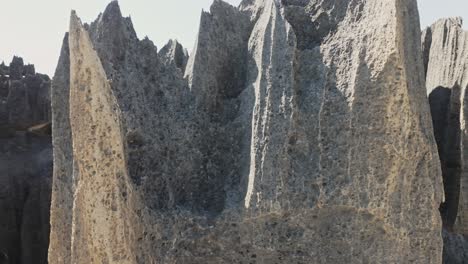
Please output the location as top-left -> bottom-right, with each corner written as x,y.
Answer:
429,84 -> 462,230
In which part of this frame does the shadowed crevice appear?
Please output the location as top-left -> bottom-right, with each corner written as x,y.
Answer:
429,85 -> 462,230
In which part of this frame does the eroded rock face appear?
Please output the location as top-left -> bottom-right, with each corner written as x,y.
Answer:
422,17 -> 468,263
49,0 -> 443,263
0,57 -> 52,264
48,33 -> 73,264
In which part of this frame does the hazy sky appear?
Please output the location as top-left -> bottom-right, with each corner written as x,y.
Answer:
0,0 -> 466,76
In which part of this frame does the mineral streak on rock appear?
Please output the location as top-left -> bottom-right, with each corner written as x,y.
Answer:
0,56 -> 52,264
49,0 -> 443,263
423,17 -> 468,235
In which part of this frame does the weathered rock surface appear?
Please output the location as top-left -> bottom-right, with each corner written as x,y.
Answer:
48,33 -> 74,264
159,39 -> 189,72
443,229 -> 468,264
49,0 -> 443,263
0,57 -> 52,264
423,17 -> 468,263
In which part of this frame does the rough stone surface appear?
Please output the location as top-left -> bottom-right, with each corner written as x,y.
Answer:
0,57 -> 52,264
48,33 -> 74,264
422,17 -> 468,263
159,39 -> 189,72
49,0 -> 443,263
443,229 -> 468,264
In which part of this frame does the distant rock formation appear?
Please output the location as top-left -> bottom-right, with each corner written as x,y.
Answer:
0,57 -> 50,130
422,17 -> 468,263
49,0 -> 443,263
159,39 -> 189,71
0,57 -> 51,264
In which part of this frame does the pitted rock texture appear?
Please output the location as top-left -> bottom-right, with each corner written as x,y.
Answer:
49,0 -> 443,263
422,17 -> 468,263
0,57 -> 52,264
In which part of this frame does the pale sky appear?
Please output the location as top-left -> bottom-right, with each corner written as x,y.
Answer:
0,0 -> 466,76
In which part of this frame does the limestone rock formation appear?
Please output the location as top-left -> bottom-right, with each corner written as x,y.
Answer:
49,0 -> 443,263
159,39 -> 189,72
0,56 -> 50,129
48,33 -> 73,264
0,57 -> 52,264
422,17 -> 468,263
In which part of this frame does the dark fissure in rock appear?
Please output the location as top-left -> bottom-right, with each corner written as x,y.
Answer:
429,85 -> 462,230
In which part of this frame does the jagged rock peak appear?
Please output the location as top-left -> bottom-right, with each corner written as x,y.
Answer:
158,39 -> 188,71
103,0 -> 121,17
1,56 -> 37,80
101,0 -> 136,34
88,0 -> 138,46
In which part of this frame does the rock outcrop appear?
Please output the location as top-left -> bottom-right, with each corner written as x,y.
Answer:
0,57 -> 52,264
49,0 -> 443,263
0,56 -> 50,129
422,17 -> 468,263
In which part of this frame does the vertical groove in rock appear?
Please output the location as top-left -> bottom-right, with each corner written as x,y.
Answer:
184,0 -> 253,212
185,0 -> 251,113
243,0 -> 296,210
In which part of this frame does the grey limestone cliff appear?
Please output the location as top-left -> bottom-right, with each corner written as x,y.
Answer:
422,17 -> 468,263
0,57 -> 52,264
49,0 -> 443,263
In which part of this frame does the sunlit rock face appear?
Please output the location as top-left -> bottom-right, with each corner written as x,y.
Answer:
423,17 -> 468,263
0,57 -> 52,264
49,0 -> 443,263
